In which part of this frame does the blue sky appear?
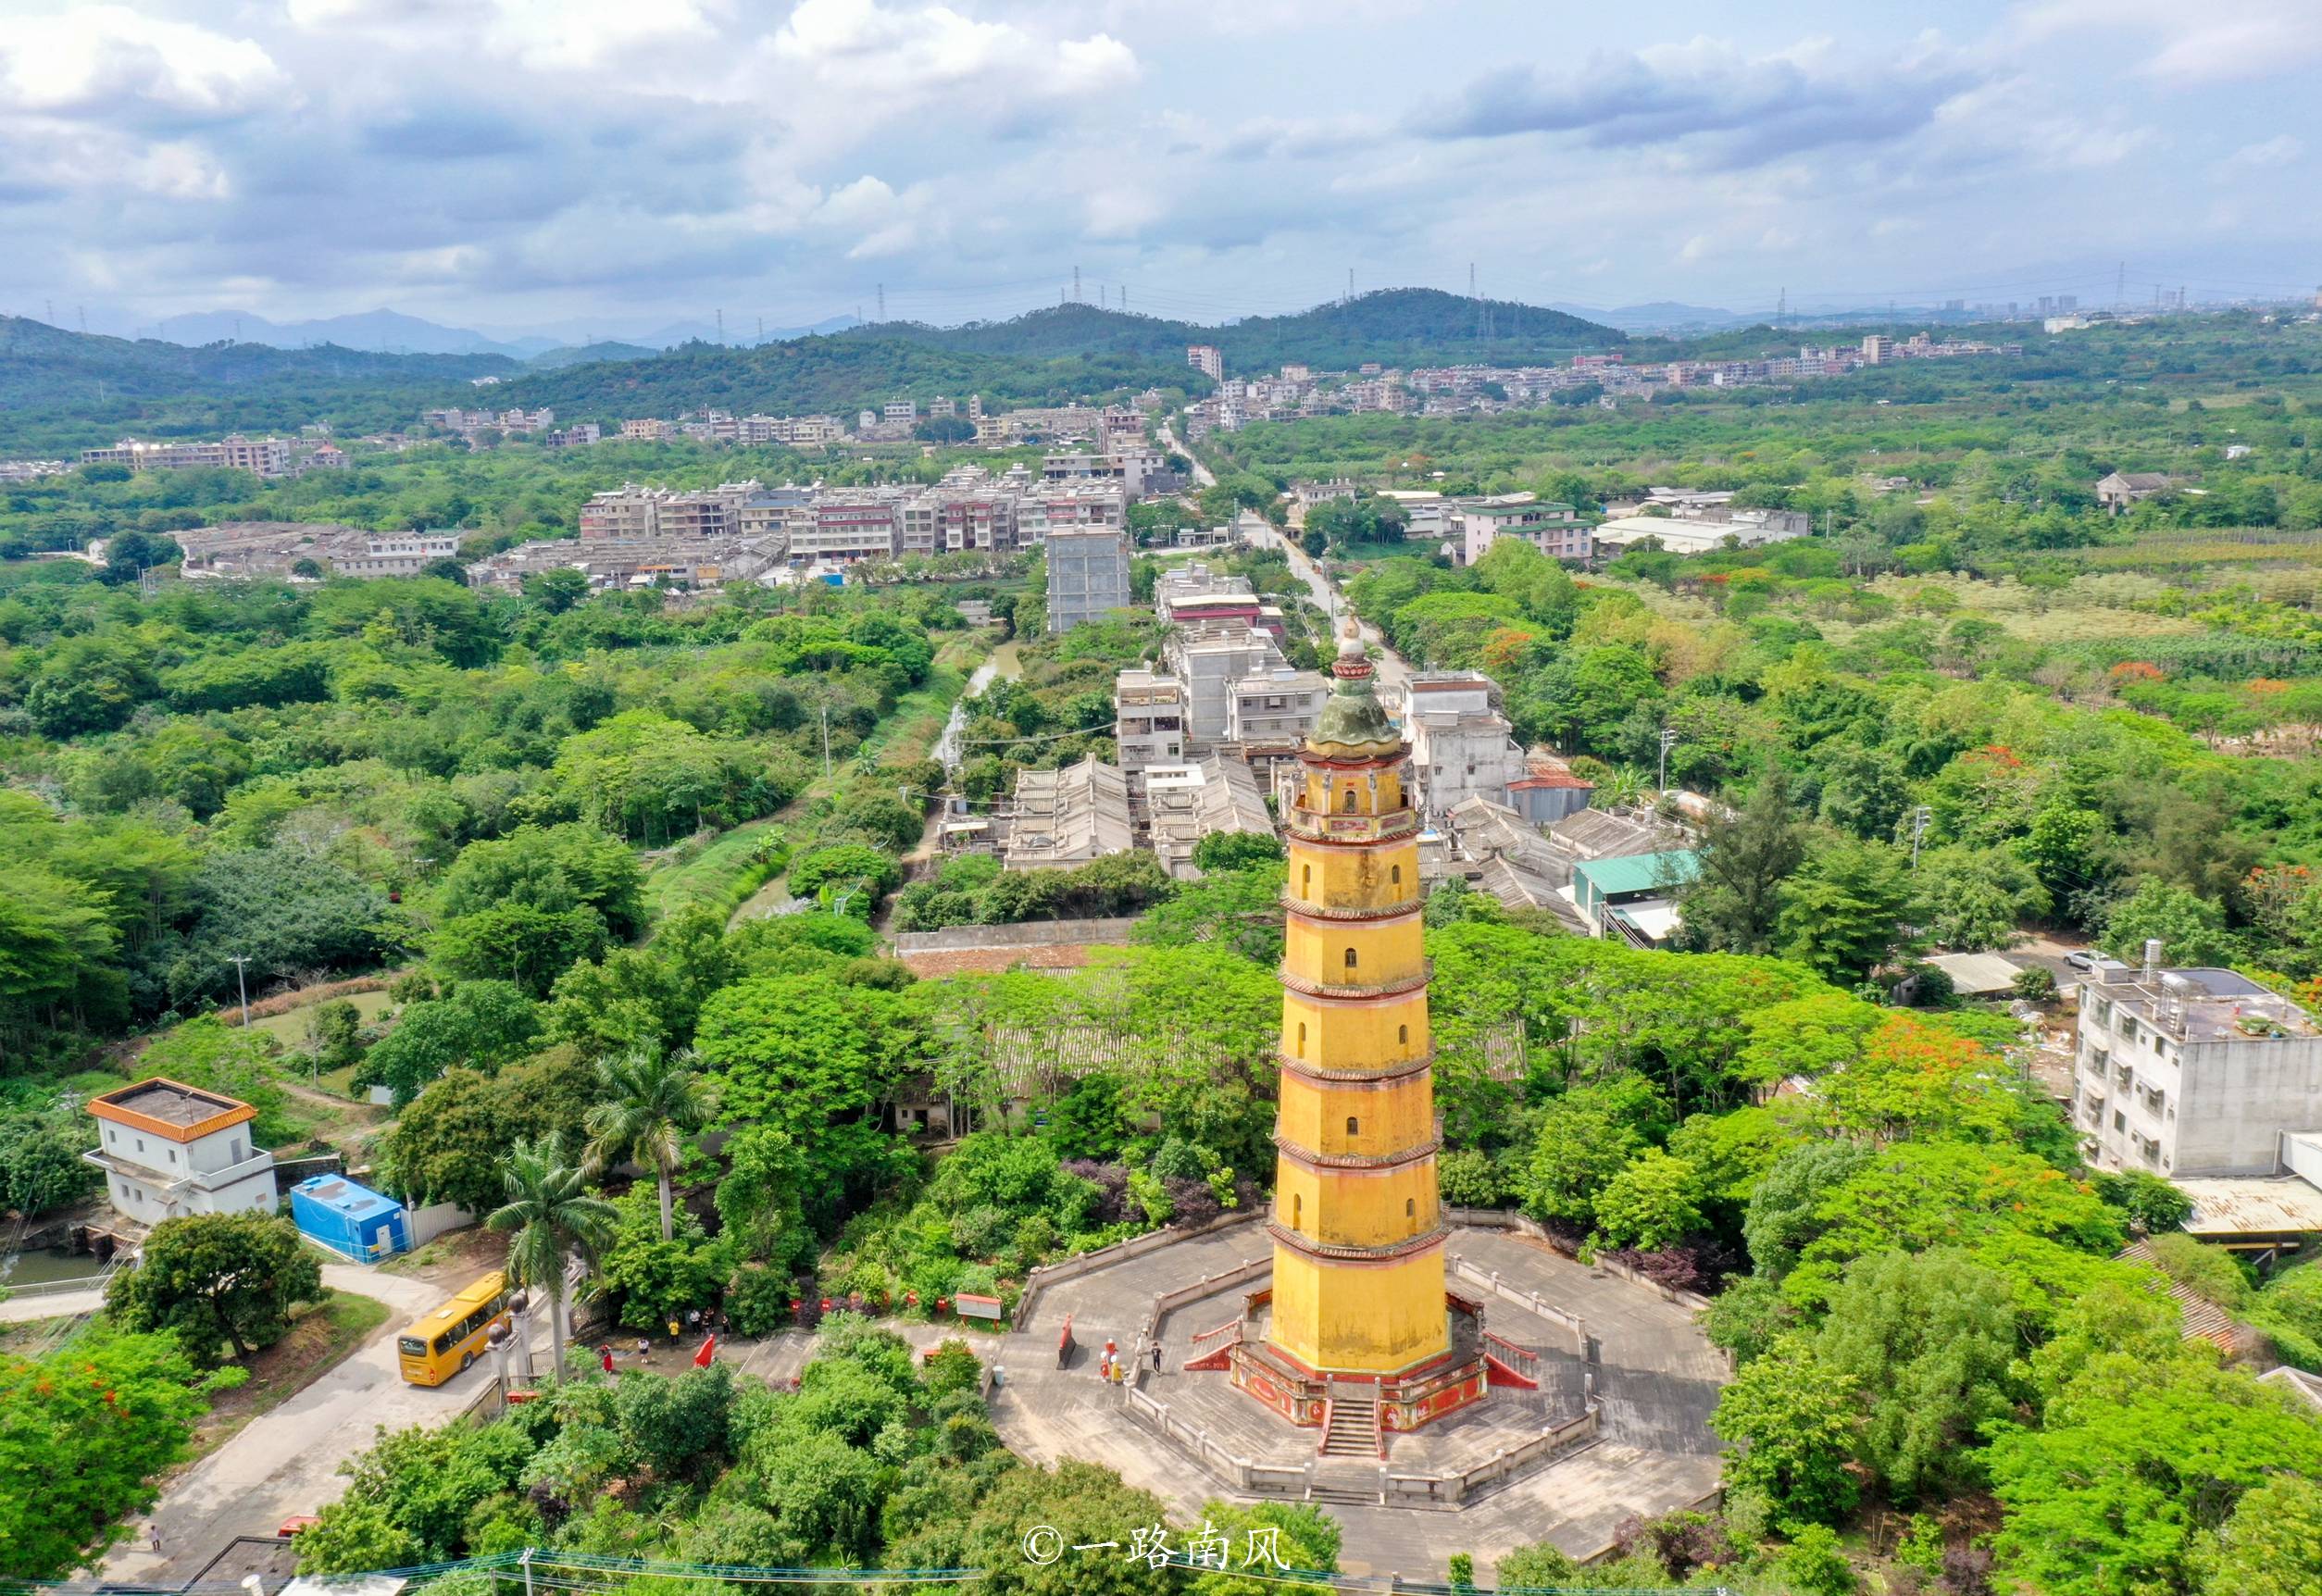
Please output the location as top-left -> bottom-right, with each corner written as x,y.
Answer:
2,0 -> 2317,339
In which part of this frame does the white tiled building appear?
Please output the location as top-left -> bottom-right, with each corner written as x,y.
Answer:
84,1078 -> 277,1228
2073,957 -> 2322,1177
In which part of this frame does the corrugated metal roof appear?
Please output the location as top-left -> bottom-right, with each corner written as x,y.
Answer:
1573,851 -> 1700,899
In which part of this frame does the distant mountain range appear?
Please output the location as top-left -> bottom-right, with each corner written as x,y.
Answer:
139,309 -> 866,361
0,288 -> 1622,453
498,290 -> 1624,419
1546,301 -> 1754,332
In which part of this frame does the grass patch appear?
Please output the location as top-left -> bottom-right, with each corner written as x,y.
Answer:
642,817 -> 793,922
188,1290 -> 392,1459
244,989 -> 393,1046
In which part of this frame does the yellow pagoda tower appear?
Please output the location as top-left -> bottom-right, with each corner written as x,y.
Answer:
1216,620 -> 1486,1438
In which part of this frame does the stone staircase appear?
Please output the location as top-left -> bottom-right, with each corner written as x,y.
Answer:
1318,1396 -> 1380,1460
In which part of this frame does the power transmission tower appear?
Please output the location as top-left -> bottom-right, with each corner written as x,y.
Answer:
1347,267 -> 1354,305
877,283 -> 885,321
1777,287 -> 1786,326
716,308 -> 724,341
1073,265 -> 1081,303
78,305 -> 86,334
44,299 -> 54,325
1121,286 -> 1129,313
2116,261 -> 2126,307
1470,263 -> 1480,338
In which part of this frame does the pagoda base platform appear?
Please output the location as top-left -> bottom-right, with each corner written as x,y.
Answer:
1205,1292 -> 1520,1436
987,1216 -> 1728,1576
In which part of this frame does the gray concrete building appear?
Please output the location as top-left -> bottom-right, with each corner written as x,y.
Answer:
1166,621 -> 1284,748
1404,672 -> 1528,823
1045,526 -> 1132,634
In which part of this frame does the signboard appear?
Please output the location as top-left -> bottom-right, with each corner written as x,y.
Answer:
955,1292 -> 1005,1322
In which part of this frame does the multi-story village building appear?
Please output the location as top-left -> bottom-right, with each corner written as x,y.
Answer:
85,1078 -> 277,1228
792,493 -> 906,564
2073,956 -> 2322,1178
1227,667 -> 1331,754
1403,672 -> 1529,821
81,434 -> 293,477
1113,669 -> 1187,774
1016,484 -> 1126,545
1167,621 -> 1285,748
1454,495 -> 1592,566
333,532 -> 463,578
578,481 -> 761,542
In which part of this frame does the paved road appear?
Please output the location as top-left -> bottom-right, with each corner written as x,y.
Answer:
1237,514 -> 1413,692
1157,420 -> 1214,488
93,1265 -> 535,1584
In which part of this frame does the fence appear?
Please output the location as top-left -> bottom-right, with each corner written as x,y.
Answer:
1448,1254 -> 1587,1355
1446,1206 -> 1713,1313
1011,1207 -> 1265,1330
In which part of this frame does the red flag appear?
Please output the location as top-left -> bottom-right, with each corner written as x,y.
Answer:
693,1335 -> 716,1368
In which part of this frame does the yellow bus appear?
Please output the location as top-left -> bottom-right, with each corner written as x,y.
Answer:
396,1271 -> 512,1386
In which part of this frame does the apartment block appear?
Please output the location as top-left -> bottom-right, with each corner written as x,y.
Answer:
1187,344 -> 1223,381
2073,960 -> 2322,1178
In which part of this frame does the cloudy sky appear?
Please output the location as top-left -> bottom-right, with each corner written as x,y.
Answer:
3,0 -> 2318,339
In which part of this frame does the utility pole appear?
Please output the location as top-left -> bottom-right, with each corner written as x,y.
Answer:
819,704 -> 832,779
1910,805 -> 1932,868
228,955 -> 252,1027
1657,728 -> 1679,793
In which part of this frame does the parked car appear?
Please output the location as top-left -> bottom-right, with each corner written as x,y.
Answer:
2063,950 -> 2095,972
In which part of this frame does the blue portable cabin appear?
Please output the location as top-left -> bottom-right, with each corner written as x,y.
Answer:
290,1174 -> 408,1263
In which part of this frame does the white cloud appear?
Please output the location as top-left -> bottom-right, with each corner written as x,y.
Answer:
2228,134 -> 2304,166
2011,2 -> 2322,84
772,0 -> 1135,99
0,5 -> 282,117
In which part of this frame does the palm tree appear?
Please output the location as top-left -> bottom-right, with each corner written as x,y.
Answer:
488,1136 -> 617,1380
585,1048 -> 712,1243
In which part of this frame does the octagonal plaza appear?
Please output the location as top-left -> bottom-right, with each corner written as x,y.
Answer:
987,1213 -> 1730,1585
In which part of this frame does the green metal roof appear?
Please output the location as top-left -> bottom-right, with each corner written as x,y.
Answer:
1573,851 -> 1700,899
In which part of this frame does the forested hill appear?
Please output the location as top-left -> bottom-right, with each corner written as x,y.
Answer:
496,330 -> 1195,421
0,317 -> 516,455
496,289 -> 1620,421
830,288 -> 1624,370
